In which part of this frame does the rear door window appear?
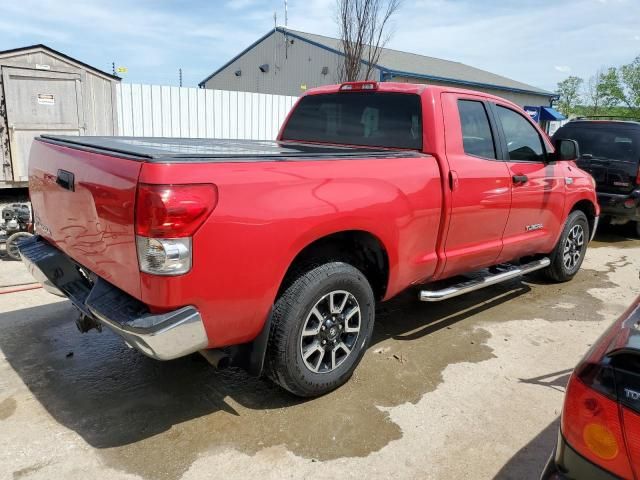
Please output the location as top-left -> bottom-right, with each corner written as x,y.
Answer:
457,100 -> 496,159
281,92 -> 422,150
496,106 -> 545,162
556,125 -> 640,162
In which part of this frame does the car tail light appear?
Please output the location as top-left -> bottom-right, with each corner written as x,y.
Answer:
339,81 -> 378,92
621,406 -> 640,479
135,184 -> 217,275
559,302 -> 638,479
636,165 -> 640,186
561,374 -> 633,478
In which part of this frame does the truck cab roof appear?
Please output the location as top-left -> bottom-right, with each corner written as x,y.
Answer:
304,81 -> 527,111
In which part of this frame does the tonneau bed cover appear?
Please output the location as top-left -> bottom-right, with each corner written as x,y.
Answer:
39,136 -> 423,163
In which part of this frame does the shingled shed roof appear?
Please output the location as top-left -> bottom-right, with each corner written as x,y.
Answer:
200,27 -> 553,98
0,44 -> 120,81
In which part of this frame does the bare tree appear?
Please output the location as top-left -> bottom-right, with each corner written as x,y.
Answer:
337,0 -> 402,82
584,71 -> 604,116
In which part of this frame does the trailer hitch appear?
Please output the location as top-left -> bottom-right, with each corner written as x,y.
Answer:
75,312 -> 102,333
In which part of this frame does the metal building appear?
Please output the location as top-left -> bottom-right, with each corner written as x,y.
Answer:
0,44 -> 120,188
200,27 -> 555,107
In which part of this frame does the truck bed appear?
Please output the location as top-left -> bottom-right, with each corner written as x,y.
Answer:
40,136 -> 423,163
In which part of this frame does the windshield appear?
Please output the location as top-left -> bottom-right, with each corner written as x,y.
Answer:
556,124 -> 640,163
281,92 -> 423,150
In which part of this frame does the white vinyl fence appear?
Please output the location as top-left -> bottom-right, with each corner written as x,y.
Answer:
116,84 -> 299,140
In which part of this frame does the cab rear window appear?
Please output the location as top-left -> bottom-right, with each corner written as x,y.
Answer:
281,92 -> 422,150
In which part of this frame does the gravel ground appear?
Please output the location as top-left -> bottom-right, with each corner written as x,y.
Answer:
0,227 -> 638,480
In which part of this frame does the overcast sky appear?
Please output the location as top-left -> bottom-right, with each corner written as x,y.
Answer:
1,0 -> 639,91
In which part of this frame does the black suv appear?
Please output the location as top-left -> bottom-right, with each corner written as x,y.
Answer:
553,120 -> 640,237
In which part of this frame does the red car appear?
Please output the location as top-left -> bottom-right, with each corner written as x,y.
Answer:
19,81 -> 598,397
542,295 -> 640,479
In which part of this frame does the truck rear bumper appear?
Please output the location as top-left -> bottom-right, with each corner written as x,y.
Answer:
597,190 -> 640,222
18,235 -> 209,360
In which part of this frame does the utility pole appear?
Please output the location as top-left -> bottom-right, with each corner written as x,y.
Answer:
284,0 -> 289,59
179,68 -> 183,87
112,62 -> 116,76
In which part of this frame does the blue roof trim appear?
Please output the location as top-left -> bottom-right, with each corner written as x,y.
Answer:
380,69 -> 554,97
198,29 -> 277,87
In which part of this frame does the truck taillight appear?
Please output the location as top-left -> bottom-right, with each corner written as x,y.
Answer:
135,184 -> 217,275
136,236 -> 192,275
636,165 -> 640,185
135,184 -> 217,238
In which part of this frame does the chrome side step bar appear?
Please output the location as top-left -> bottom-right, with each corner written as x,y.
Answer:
419,257 -> 551,302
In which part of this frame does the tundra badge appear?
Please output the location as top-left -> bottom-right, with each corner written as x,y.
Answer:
625,388 -> 640,401
34,215 -> 52,236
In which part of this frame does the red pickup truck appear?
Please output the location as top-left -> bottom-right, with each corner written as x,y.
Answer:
19,81 -> 598,397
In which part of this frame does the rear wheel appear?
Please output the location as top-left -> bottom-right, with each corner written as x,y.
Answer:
544,211 -> 589,282
266,262 -> 375,397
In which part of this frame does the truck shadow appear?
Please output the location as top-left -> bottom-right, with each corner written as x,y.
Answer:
0,279 -> 540,479
493,418 -> 559,479
593,221 -> 639,244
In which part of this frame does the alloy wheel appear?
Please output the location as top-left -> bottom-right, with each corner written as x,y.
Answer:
299,290 -> 361,374
563,224 -> 585,270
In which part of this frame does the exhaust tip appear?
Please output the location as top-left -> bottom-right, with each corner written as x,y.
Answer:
199,349 -> 231,369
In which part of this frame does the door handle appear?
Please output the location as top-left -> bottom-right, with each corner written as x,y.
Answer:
449,170 -> 459,191
512,174 -> 528,184
56,169 -> 75,191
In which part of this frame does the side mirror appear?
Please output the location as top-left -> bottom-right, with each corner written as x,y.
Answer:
552,138 -> 580,161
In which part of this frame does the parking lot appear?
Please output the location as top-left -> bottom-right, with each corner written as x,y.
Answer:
0,225 -> 637,480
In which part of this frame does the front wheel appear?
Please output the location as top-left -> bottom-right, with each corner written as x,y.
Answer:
543,211 -> 589,282
266,262 -> 375,397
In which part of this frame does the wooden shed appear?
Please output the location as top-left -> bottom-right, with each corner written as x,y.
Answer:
0,44 -> 120,188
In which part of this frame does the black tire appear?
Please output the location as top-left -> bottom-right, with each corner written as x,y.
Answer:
6,232 -> 33,261
266,262 -> 375,397
543,211 -> 589,282
635,221 -> 640,239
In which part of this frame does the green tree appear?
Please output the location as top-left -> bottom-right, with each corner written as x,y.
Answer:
556,76 -> 583,116
619,55 -> 640,114
597,67 -> 625,108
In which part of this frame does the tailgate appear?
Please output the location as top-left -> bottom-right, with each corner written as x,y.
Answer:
28,138 -> 143,298
561,123 -> 640,195
577,156 -> 639,194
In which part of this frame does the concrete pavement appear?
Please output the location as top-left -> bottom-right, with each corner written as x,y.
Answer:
0,228 -> 638,480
